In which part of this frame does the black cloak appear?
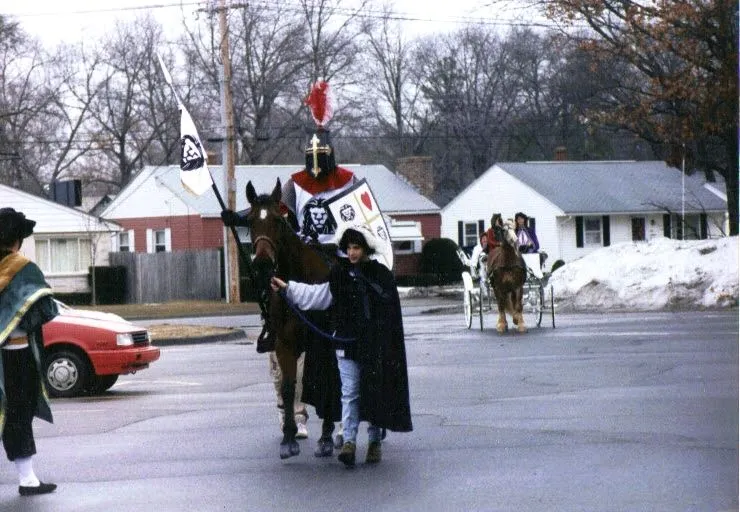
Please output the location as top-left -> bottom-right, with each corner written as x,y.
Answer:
328,258 -> 413,433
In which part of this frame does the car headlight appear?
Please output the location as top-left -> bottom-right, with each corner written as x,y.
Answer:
116,333 -> 134,346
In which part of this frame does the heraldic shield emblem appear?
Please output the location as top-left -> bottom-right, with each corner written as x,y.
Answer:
181,134 -> 205,171
327,178 -> 394,269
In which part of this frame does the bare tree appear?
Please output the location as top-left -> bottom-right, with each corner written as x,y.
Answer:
81,15 -> 174,191
414,27 -> 523,204
361,5 -> 428,161
540,0 -> 738,235
0,18 -> 85,196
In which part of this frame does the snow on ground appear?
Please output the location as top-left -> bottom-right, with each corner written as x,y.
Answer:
548,236 -> 738,311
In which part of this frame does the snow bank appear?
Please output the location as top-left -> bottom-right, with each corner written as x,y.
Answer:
549,236 -> 738,311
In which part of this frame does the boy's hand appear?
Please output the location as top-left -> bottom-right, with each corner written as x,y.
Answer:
270,276 -> 287,292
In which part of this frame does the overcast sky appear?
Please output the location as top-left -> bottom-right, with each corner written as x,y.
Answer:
2,0 -> 541,46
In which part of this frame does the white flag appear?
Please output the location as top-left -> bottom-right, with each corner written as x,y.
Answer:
179,106 -> 213,196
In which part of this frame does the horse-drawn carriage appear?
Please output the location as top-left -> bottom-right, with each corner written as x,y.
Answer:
462,232 -> 555,331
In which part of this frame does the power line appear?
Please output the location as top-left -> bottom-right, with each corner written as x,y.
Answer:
5,0 -> 561,30
4,1 -> 203,18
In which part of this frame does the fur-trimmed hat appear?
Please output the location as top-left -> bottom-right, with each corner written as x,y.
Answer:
334,223 -> 379,255
0,208 -> 36,247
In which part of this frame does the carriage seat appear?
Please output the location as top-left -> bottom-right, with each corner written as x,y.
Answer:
522,253 -> 544,279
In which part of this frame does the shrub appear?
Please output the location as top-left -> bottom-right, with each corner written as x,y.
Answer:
420,238 -> 466,285
551,259 -> 565,273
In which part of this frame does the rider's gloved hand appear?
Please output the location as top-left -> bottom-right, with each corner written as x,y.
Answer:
299,233 -> 318,245
221,209 -> 242,227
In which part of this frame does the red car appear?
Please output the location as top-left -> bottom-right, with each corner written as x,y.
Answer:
41,301 -> 161,398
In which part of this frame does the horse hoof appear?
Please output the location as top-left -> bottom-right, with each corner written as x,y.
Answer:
280,441 -> 300,459
314,438 -> 334,457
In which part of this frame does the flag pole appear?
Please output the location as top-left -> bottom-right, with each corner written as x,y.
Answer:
156,54 -> 268,318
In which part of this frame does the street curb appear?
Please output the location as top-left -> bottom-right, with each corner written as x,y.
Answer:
152,329 -> 248,347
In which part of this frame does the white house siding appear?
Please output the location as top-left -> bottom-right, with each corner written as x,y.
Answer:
557,212 -> 728,264
0,184 -> 120,293
441,165 -> 564,257
103,168 -> 195,219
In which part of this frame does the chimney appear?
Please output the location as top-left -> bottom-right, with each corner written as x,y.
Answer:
395,156 -> 434,198
51,179 -> 82,207
554,146 -> 568,161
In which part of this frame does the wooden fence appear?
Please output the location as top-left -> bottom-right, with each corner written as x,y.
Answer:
110,250 -> 222,303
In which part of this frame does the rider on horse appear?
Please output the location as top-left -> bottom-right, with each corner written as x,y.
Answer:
483,213 -> 505,255
220,81 -> 351,456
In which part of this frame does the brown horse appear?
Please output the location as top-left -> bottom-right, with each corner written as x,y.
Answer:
486,219 -> 528,333
243,178 -> 339,459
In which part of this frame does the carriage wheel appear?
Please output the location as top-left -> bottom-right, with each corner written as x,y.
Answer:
478,289 -> 485,330
522,282 -> 544,328
479,280 -> 492,312
548,285 -> 555,328
463,291 -> 473,329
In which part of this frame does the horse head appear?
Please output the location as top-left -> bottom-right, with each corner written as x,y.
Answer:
244,179 -> 286,291
501,219 -> 520,253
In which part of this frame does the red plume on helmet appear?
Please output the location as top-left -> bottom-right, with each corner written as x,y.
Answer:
305,80 -> 334,128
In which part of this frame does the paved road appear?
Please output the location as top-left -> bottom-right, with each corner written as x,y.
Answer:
0,306 -> 736,511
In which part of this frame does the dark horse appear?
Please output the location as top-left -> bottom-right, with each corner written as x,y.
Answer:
244,178 -> 339,459
486,219 -> 528,333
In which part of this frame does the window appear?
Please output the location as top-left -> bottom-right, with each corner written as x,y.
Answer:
631,218 -> 646,241
146,228 -> 171,253
35,237 -> 92,274
675,214 -> 704,240
583,217 -> 602,246
392,240 -> 419,255
154,230 -> 167,253
463,222 -> 478,247
119,231 -> 131,252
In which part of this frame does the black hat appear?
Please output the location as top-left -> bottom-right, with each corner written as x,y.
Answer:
515,212 -> 528,222
0,208 -> 36,246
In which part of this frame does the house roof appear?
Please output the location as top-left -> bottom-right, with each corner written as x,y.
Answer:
0,184 -> 120,234
495,161 -> 727,215
108,164 -> 439,218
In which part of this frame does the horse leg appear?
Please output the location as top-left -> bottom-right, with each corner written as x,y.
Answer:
493,283 -> 508,333
314,417 -> 335,457
514,287 -> 527,333
276,348 -> 300,459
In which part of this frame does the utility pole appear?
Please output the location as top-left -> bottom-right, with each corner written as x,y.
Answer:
218,0 -> 240,303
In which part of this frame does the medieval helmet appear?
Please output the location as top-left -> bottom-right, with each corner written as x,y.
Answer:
304,80 -> 336,178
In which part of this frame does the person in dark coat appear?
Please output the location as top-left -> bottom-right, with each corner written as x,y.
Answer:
0,208 -> 59,496
514,212 -> 540,254
271,223 -> 412,467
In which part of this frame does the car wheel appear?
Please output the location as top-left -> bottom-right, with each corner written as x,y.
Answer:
44,350 -> 89,398
87,374 -> 119,395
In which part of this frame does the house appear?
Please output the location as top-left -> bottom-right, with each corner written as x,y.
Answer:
0,184 -> 121,293
441,161 -> 728,264
100,164 -> 441,277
